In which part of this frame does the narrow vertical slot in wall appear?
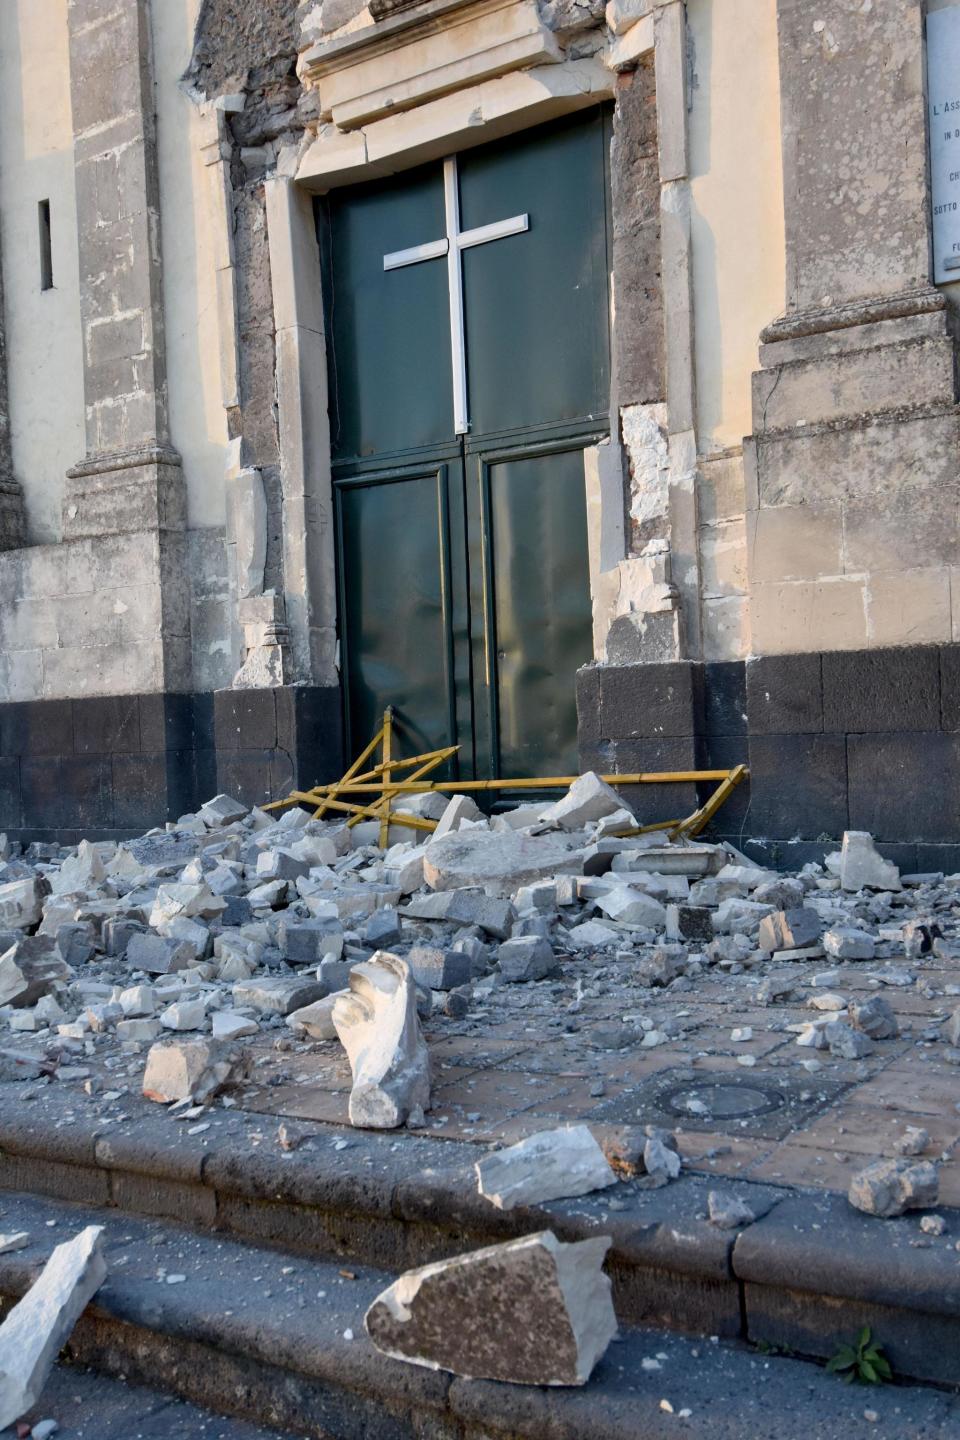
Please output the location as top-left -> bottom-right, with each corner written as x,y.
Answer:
38,199 -> 53,291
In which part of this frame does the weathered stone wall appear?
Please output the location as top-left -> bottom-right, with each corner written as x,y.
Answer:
744,0 -> 960,655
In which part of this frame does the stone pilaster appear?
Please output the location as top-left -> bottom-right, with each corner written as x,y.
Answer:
744,0 -> 960,655
64,0 -> 189,689
0,225 -> 26,551
64,0 -> 185,542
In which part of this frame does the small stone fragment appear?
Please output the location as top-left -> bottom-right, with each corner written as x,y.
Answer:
824,1021 -> 873,1060
895,1127 -> 930,1157
475,1125 -> 616,1210
539,771 -> 625,831
707,1191 -> 756,1229
365,1230 -> 616,1385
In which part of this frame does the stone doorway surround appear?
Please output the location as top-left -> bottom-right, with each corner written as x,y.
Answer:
254,0 -> 704,704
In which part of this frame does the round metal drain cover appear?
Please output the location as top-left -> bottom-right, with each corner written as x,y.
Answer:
661,1079 -> 786,1121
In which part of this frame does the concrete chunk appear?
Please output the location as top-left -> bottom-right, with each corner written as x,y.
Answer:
758,907 -> 821,954
0,938 -> 69,1008
405,945 -> 472,991
365,1230 -> 616,1386
125,932 -> 194,976
0,1225 -> 107,1429
475,1125 -> 616,1210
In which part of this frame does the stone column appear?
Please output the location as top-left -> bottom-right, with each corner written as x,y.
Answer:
0,228 -> 26,550
64,0 -> 189,688
745,0 -> 959,654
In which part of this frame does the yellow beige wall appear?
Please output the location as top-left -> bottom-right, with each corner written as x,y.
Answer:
0,0 -> 85,543
151,0 -> 229,530
687,0 -> 785,660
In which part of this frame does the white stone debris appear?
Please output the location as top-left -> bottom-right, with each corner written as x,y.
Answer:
848,1159 -> 939,1218
839,831 -> 902,893
539,771 -> 626,831
0,1232 -> 30,1255
365,1230 -> 616,1385
142,1037 -> 235,1105
707,1191 -> 756,1229
333,952 -> 430,1128
475,1125 -> 617,1210
0,1225 -> 107,1429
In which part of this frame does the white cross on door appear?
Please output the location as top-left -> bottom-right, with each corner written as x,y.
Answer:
383,154 -> 528,435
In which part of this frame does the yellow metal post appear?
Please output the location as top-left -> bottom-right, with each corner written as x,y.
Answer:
378,708 -> 394,848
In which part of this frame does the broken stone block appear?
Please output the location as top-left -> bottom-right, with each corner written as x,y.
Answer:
405,945 -> 472,992
276,917 -> 343,965
757,907 -> 821,954
849,995 -> 899,1039
232,976 -> 326,1016
382,844 -> 428,894
212,1010 -> 259,1040
824,1021 -> 873,1059
432,794 -> 483,839
848,1158 -> 938,1218
497,935 -> 558,983
365,1230 -> 616,1386
423,830 -> 588,896
840,832 -> 901,893
125,933 -> 194,976
643,1131 -> 681,1185
142,1037 -> 234,1104
150,883 -> 225,928
49,840 -> 106,896
0,1225 -> 107,1430
54,923 -> 96,967
287,993 -> 344,1040
752,877 -> 805,909
0,938 -> 69,1008
635,944 -> 686,988
0,877 -> 45,929
566,920 -> 620,950
595,887 -> 666,930
674,904 -> 714,943
539,771 -> 625,831
160,999 -> 207,1032
363,907 -> 402,949
475,1125 -> 616,1210
946,1007 -> 960,1047
823,927 -> 876,961
895,1126 -> 930,1157
198,794 -> 249,827
103,918 -> 145,957
707,1191 -> 756,1229
444,890 -> 515,939
332,952 -> 430,1129
256,848 -> 311,884
712,897 -> 773,936
0,1049 -> 46,1081
116,1018 -> 162,1044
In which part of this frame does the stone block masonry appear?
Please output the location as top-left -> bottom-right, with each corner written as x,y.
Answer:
578,642 -> 960,873
0,685 -> 342,845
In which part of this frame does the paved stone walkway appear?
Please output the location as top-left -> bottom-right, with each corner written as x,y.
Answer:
177,938 -> 960,1215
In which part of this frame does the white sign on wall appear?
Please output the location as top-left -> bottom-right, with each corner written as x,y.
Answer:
928,6 -> 960,283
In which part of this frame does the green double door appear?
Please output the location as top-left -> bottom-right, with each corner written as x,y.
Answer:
318,108 -> 611,781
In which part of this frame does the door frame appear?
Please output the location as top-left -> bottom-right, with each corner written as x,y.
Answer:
260,7 -> 699,708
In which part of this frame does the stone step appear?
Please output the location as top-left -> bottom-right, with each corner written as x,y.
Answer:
0,1101 -> 959,1388
0,1189 -> 957,1440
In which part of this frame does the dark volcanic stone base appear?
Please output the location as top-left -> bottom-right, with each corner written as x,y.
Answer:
0,686 -> 343,843
578,643 -> 960,872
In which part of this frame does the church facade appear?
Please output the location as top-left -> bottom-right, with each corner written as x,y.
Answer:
0,0 -> 957,868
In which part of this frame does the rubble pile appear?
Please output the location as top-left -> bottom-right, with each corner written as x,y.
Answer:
0,780 -> 955,1219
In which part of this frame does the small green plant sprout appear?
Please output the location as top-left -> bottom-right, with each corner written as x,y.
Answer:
825,1327 -> 892,1385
